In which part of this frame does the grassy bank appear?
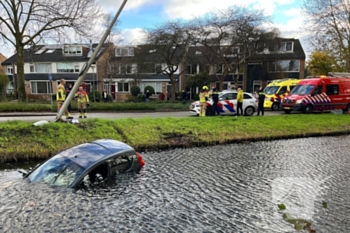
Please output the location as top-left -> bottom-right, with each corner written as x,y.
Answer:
0,114 -> 350,163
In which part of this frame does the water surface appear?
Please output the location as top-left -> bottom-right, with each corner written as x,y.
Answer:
0,136 -> 349,232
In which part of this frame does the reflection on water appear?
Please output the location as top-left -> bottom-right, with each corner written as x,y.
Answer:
1,136 -> 350,232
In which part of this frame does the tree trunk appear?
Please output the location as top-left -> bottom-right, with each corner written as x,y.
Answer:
219,79 -> 224,91
169,73 -> 176,101
220,69 -> 229,91
347,45 -> 350,72
16,45 -> 26,102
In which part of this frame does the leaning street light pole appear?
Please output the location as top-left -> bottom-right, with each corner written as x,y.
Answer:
55,0 -> 128,122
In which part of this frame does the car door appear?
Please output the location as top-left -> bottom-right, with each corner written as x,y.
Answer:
218,93 -> 237,115
243,93 -> 256,112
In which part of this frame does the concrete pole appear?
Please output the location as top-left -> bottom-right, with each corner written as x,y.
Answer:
55,0 -> 128,121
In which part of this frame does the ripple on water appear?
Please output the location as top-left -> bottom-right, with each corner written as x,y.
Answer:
0,135 -> 350,232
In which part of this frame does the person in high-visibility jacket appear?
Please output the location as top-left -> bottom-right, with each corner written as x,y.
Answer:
236,87 -> 244,116
199,86 -> 209,117
56,79 -> 72,120
75,86 -> 90,118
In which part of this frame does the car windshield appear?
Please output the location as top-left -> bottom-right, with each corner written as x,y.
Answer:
290,85 -> 315,95
28,155 -> 84,187
264,86 -> 279,94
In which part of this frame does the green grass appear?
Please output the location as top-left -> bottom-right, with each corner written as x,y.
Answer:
0,114 -> 349,163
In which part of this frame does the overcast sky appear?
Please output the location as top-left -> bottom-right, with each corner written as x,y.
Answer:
1,0 -> 308,58
98,0 -> 306,46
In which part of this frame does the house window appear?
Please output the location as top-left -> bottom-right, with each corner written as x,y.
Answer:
108,65 -> 117,75
187,64 -> 197,74
268,60 -> 300,72
279,42 -> 293,52
120,65 -> 126,74
216,65 -> 223,74
117,82 -> 129,92
116,47 -> 134,57
74,64 -> 80,73
35,63 -> 52,73
138,63 -> 154,73
126,65 -> 132,74
63,45 -> 82,55
103,83 -> 110,93
209,64 -> 223,74
155,63 -> 162,73
6,66 -> 13,74
30,63 -> 35,73
140,82 -> 162,93
31,81 -> 51,94
57,63 -> 74,73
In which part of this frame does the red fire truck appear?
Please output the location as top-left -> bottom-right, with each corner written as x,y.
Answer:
281,76 -> 350,114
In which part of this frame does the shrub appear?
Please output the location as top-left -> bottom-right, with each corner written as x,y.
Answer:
89,90 -> 101,102
131,86 -> 141,97
137,93 -> 145,102
144,86 -> 155,95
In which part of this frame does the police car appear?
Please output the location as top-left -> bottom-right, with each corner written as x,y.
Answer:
189,90 -> 257,116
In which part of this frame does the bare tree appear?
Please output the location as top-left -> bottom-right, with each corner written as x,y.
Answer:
191,7 -> 278,91
0,0 -> 101,101
141,20 -> 193,100
302,0 -> 350,71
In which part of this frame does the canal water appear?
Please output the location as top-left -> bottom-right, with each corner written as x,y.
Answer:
0,136 -> 350,232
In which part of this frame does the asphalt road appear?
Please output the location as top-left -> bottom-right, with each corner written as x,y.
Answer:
0,110 -> 283,122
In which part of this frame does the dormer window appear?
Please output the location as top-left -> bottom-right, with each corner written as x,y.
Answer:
279,42 -> 293,52
63,45 -> 83,56
116,47 -> 134,57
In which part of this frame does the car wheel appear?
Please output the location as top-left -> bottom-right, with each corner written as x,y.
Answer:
271,102 -> 280,111
303,104 -> 313,114
284,109 -> 291,114
244,106 -> 254,116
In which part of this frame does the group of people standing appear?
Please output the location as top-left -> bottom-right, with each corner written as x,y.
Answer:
56,79 -> 90,121
198,85 -> 266,117
199,86 -> 220,117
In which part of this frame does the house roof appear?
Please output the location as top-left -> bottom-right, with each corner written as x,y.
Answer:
1,43 -> 109,65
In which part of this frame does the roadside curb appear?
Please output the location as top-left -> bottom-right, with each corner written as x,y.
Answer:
0,112 -> 56,117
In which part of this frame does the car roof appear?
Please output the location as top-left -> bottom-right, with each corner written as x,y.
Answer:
57,139 -> 135,169
219,90 -> 253,95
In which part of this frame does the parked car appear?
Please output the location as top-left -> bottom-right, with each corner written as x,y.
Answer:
189,90 -> 257,116
24,139 -> 145,188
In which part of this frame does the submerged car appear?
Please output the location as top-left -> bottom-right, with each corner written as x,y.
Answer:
189,90 -> 257,116
25,139 -> 145,188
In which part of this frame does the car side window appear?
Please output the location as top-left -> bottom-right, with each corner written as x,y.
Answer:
223,93 -> 232,100
219,93 -> 237,100
278,86 -> 287,95
109,154 -> 134,175
243,94 -> 252,99
289,85 -> 296,92
80,162 -> 109,187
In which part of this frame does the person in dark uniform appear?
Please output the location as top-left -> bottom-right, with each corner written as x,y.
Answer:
65,84 -> 72,112
257,87 -> 265,116
211,87 -> 220,115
